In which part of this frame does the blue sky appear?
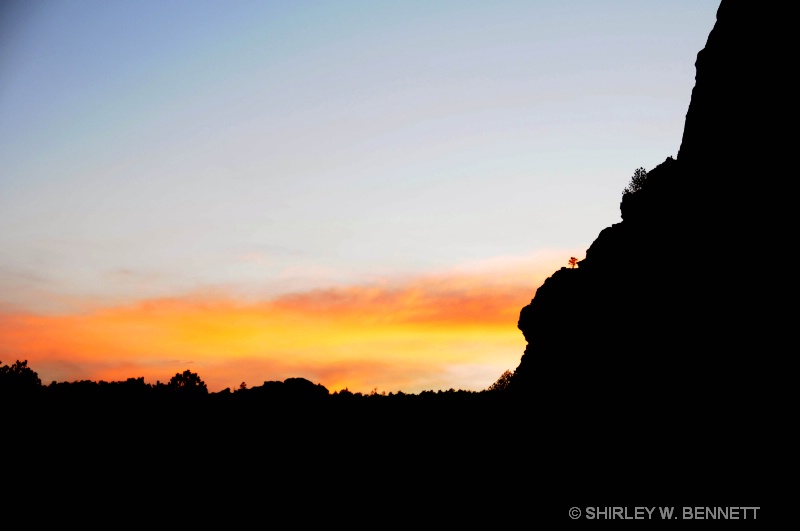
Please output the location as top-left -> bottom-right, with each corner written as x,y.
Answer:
0,1 -> 721,392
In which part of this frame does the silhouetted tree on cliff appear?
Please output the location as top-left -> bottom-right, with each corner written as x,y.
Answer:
622,167 -> 647,195
568,257 -> 578,268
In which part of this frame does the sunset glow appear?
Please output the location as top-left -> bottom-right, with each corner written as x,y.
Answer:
0,1 -> 720,396
0,253 -> 572,394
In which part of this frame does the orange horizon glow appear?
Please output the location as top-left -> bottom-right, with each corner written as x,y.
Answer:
0,252 -> 576,394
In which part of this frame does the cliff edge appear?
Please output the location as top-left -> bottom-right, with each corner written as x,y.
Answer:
509,1 -> 789,493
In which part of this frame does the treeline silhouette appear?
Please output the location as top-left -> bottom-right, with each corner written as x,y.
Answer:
1,358 -> 514,406
2,358 -> 522,448
3,357 -> 527,512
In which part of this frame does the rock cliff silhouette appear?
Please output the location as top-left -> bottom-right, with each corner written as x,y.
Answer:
509,0 -> 788,497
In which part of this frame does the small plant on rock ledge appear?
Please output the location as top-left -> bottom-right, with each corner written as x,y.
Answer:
623,167 -> 648,196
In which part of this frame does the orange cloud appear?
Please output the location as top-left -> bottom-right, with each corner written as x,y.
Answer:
0,251 -> 576,394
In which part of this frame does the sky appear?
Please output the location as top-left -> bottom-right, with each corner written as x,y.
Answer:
0,0 -> 720,394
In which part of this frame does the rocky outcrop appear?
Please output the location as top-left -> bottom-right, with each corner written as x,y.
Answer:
510,0 -> 787,437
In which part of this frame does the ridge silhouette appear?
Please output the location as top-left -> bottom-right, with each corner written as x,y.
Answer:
510,0 -> 788,505
3,0 -> 786,519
